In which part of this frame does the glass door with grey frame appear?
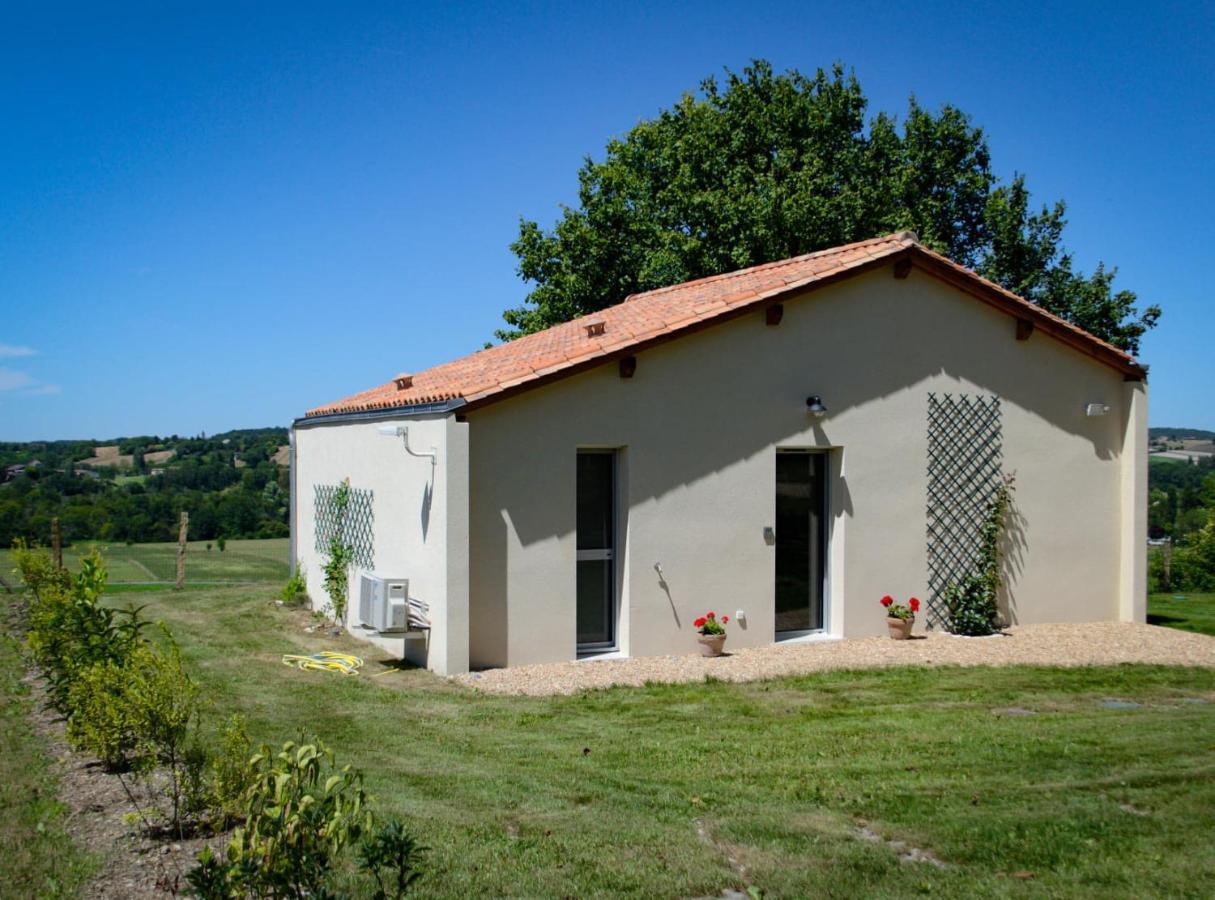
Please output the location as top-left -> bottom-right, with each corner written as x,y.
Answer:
577,451 -> 616,650
775,450 -> 827,634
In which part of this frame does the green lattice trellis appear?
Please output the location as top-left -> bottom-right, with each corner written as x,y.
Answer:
314,484 -> 374,570
925,393 -> 1003,630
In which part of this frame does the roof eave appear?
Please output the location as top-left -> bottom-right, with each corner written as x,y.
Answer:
294,397 -> 467,428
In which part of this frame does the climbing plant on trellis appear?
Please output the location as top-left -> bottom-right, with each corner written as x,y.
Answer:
314,483 -> 375,570
925,393 -> 1003,630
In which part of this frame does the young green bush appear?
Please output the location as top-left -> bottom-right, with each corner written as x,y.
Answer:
210,714 -> 255,830
65,659 -> 138,770
9,539 -> 70,599
27,551 -> 147,712
359,818 -> 426,899
280,565 -> 309,606
125,639 -> 204,837
944,574 -> 1000,637
189,738 -> 373,898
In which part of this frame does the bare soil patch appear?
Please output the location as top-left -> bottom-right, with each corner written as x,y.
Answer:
23,674 -> 227,898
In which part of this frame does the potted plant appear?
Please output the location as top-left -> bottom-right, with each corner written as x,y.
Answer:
693,611 -> 730,657
880,595 -> 920,639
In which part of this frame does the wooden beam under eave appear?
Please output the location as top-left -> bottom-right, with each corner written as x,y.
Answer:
1016,319 -> 1035,341
765,304 -> 783,326
893,257 -> 913,279
619,355 -> 637,379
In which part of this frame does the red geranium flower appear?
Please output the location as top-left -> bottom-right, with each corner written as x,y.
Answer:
910,597 -> 920,612
707,611 -> 716,618
880,595 -> 893,607
721,616 -> 729,624
693,617 -> 706,628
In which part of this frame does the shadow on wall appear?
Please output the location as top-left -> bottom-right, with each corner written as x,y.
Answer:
999,483 -> 1029,626
480,271 -> 1119,555
655,562 -> 681,628
421,478 -> 433,541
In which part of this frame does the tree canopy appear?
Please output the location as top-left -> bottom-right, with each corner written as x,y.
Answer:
501,61 -> 1159,354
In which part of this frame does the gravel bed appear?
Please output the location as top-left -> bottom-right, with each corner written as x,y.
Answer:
455,622 -> 1215,696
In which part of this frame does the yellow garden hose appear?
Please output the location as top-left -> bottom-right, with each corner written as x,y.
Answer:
281,651 -> 364,676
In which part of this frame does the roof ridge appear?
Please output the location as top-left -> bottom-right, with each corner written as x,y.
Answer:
623,231 -> 917,302
303,231 -> 1144,420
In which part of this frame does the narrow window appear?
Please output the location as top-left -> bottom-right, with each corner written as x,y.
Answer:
775,450 -> 827,634
576,451 -> 616,651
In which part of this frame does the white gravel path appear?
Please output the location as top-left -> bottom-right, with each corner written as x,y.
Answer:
455,622 -> 1215,696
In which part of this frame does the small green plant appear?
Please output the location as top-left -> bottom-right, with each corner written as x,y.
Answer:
125,639 -> 203,836
322,537 -> 353,624
189,738 -> 373,898
280,565 -> 309,607
10,538 -> 69,599
216,536 -> 226,552
211,714 -> 255,829
66,659 -> 137,770
359,818 -> 426,899
944,574 -> 999,636
321,479 -> 355,624
184,846 -> 230,899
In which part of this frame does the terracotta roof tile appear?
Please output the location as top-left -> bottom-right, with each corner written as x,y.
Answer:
304,231 -> 1144,419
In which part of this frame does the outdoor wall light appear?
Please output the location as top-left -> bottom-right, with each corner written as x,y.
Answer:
806,395 -> 828,418
1084,403 -> 1110,417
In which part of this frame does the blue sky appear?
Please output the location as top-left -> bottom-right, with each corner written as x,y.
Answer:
2,1 -> 1211,440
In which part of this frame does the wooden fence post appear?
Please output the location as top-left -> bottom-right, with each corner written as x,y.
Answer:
175,511 -> 189,590
51,517 -> 63,570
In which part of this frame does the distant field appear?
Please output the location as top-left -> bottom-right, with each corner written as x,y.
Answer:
0,537 -> 289,586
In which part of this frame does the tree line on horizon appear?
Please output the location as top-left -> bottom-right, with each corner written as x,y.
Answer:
0,428 -> 288,547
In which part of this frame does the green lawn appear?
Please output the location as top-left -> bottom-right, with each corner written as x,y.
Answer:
0,537 -> 289,586
0,618 -> 94,898
1149,592 -> 1215,636
69,584 -> 1215,898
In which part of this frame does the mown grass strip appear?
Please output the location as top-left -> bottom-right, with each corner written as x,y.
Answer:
0,617 -> 94,899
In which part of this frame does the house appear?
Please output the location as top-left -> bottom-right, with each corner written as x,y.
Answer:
291,232 -> 1147,676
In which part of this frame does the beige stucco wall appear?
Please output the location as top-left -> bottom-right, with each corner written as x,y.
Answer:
467,264 -> 1146,669
293,414 -> 468,674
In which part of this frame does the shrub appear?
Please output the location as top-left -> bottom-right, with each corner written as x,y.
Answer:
359,818 -> 426,899
10,539 -> 69,599
211,714 -> 255,829
280,565 -> 309,606
125,640 -> 203,836
190,738 -> 372,898
944,574 -> 999,636
65,659 -> 137,770
27,552 -> 147,712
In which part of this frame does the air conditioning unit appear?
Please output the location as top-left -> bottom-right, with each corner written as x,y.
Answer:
357,573 -> 409,633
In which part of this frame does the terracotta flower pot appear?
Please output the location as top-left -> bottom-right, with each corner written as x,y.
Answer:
698,633 -> 727,657
887,616 -> 914,639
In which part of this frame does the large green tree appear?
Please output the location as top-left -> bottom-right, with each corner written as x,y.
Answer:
502,61 -> 1159,353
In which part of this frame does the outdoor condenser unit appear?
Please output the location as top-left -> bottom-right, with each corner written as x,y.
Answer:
357,573 -> 410,633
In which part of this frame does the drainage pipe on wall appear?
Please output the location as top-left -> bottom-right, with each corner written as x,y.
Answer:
288,424 -> 297,577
